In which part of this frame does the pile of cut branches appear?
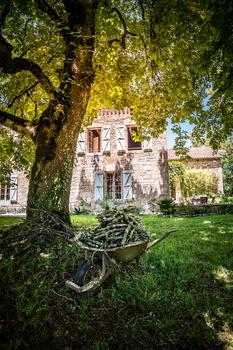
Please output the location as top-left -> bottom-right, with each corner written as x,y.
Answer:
78,206 -> 149,249
0,209 -> 75,258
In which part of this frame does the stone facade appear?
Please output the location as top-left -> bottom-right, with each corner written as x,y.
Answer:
70,108 -> 169,210
0,109 -> 169,213
168,146 -> 224,201
0,172 -> 28,214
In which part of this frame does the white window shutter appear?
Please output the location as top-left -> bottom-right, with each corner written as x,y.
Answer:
94,173 -> 104,201
142,129 -> 153,150
77,131 -> 86,153
102,126 -> 111,152
122,172 -> 132,200
116,125 -> 125,151
143,138 -> 153,151
10,175 -> 18,202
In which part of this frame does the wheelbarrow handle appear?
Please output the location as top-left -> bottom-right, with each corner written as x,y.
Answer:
146,230 -> 176,250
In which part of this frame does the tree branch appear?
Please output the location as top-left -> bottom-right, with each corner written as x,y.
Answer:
0,4 -> 57,101
0,0 -> 10,30
0,54 -> 57,100
111,7 -> 137,49
138,0 -> 145,21
8,81 -> 39,108
34,0 -> 69,39
0,110 -> 35,139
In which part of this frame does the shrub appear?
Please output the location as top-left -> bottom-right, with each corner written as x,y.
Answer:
158,197 -> 175,215
173,203 -> 233,216
218,195 -> 233,204
73,198 -> 91,214
186,169 -> 218,196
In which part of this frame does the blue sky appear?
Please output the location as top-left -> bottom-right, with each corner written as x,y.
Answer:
166,96 -> 210,148
166,119 -> 194,149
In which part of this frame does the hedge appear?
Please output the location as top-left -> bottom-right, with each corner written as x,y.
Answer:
173,203 -> 233,216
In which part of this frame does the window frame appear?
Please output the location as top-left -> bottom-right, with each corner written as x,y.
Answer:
87,127 -> 102,154
0,178 -> 11,202
127,125 -> 142,151
105,171 -> 122,200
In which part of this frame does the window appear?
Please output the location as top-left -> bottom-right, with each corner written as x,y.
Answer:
94,172 -> 132,201
106,173 -> 114,199
0,179 -> 10,201
127,126 -> 142,150
106,172 -> 122,200
88,128 -> 101,153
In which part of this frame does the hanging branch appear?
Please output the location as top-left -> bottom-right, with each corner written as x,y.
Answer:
111,7 -> 137,49
8,82 -> 39,108
0,110 -> 35,139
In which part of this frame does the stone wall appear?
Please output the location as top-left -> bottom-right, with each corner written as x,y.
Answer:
0,172 -> 28,214
1,109 -> 170,213
70,109 -> 169,210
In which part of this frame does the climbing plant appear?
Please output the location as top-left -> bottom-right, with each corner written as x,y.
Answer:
168,162 -> 188,199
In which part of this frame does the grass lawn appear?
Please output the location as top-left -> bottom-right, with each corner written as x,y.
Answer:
0,215 -> 25,227
0,213 -> 232,349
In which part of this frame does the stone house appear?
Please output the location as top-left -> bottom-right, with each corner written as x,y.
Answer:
70,108 -> 169,211
168,146 -> 224,201
0,108 -> 169,213
0,172 -> 28,213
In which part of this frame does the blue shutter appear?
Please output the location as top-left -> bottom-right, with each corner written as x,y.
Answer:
94,173 -> 104,201
123,172 -> 132,200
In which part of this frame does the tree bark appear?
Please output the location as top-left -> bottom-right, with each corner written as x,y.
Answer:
26,4 -> 97,223
27,81 -> 91,223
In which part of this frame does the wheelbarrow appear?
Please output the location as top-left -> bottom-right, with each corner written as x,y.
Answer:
66,230 -> 175,293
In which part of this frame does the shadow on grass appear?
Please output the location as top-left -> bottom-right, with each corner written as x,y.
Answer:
67,216 -> 233,349
0,215 -> 232,349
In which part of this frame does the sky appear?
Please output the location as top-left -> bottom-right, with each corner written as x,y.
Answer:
166,96 -> 210,149
166,119 -> 194,149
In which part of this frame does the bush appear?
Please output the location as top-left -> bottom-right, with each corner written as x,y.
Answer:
158,197 -> 175,215
73,198 -> 91,214
218,195 -> 233,204
186,169 -> 218,196
173,203 -> 233,216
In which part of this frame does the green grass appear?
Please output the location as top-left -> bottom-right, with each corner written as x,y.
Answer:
71,213 -> 98,228
0,215 -> 25,227
0,214 -> 232,349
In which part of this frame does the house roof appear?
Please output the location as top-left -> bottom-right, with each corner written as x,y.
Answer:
168,146 -> 221,161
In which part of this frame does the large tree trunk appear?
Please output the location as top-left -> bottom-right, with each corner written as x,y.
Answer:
27,88 -> 89,223
27,111 -> 82,224
27,8 -> 96,223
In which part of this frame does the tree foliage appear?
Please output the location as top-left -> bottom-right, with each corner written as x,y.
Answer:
0,126 -> 34,182
168,162 -> 188,198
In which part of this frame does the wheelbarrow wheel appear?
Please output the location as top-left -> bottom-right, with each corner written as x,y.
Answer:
74,259 -> 102,286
